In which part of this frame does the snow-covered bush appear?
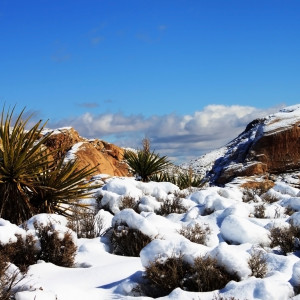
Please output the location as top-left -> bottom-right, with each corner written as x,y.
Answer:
155,197 -> 187,216
0,234 -> 38,272
140,254 -> 239,297
110,209 -> 156,256
269,222 -> 300,255
178,223 -> 211,245
35,222 -> 77,267
247,249 -> 268,278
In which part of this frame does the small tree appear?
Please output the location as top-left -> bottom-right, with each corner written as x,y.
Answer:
124,138 -> 170,182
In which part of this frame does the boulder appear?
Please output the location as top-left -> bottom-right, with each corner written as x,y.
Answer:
43,127 -> 129,177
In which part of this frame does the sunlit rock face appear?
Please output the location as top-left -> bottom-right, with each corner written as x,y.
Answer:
43,127 -> 129,177
202,105 -> 300,184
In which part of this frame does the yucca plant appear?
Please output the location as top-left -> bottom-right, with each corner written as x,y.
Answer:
0,107 -> 54,224
151,170 -> 205,190
31,159 -> 97,216
0,106 -> 96,224
124,149 -> 170,182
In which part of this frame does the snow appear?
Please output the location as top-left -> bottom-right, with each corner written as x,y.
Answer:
3,175 -> 300,299
63,142 -> 84,163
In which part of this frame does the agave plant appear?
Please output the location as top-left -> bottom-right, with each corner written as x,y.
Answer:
0,107 -> 96,224
124,149 -> 170,182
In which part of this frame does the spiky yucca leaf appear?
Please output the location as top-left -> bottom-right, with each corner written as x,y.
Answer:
0,107 -> 53,223
124,150 -> 170,182
31,159 -> 97,216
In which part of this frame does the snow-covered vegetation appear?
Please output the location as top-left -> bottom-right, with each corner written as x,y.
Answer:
2,174 -> 300,300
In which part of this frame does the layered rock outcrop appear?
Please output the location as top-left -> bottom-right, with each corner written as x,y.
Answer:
43,127 -> 129,177
206,105 -> 300,184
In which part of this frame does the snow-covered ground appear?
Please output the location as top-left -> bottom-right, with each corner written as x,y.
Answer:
3,175 -> 300,300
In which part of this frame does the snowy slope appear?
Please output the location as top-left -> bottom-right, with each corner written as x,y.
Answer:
1,176 -> 300,300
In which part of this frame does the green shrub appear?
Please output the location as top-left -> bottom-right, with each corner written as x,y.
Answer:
109,223 -> 153,256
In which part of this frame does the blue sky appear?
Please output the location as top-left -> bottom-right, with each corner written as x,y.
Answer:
0,0 -> 299,163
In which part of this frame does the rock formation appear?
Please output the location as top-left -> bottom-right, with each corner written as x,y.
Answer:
186,105 -> 300,184
43,127 -> 129,177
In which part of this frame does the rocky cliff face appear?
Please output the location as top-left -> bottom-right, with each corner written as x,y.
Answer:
185,105 -> 300,184
43,127 -> 129,177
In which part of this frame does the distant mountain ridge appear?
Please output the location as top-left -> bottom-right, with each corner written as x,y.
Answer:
182,105 -> 300,184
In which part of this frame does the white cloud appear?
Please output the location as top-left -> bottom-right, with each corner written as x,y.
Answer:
49,104 -> 283,164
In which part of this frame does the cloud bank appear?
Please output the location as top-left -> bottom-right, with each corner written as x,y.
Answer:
49,104 -> 283,164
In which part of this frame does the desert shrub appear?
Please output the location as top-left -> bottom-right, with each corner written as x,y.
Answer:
0,234 -> 38,273
248,250 -> 268,278
0,254 -> 23,300
109,223 -> 153,256
155,198 -> 187,216
0,106 -> 97,224
253,204 -> 266,218
141,254 -> 239,297
124,138 -> 171,182
185,256 -> 239,292
269,222 -> 300,255
35,222 -> 77,267
285,206 -> 296,216
261,193 -> 279,203
68,205 -> 109,238
142,253 -> 190,297
178,223 -> 211,245
212,295 -> 241,300
119,196 -> 140,213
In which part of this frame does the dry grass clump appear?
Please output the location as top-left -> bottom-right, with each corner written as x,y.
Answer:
119,196 -> 140,213
178,223 -> 211,245
155,198 -> 187,216
139,254 -> 239,297
248,250 -> 268,278
109,223 -> 153,257
269,222 -> 300,255
242,180 -> 274,203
